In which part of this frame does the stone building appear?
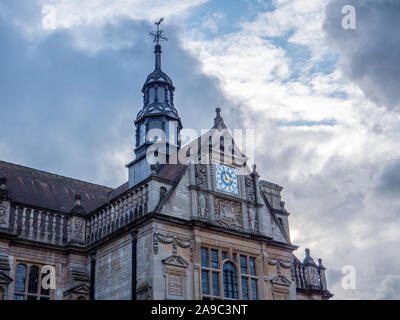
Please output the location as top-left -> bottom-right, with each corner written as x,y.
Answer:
0,24 -> 332,300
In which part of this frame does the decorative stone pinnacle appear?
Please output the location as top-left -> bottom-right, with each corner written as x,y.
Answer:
0,177 -> 9,198
0,177 -> 7,190
70,194 -> 85,216
213,107 -> 223,127
305,248 -> 310,256
74,194 -> 82,206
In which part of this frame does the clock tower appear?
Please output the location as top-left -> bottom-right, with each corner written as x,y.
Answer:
126,20 -> 182,187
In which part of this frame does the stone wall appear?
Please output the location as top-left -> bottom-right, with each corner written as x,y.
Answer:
0,239 -> 70,300
94,234 -> 132,300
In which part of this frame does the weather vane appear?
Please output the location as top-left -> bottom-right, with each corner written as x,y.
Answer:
149,18 -> 168,45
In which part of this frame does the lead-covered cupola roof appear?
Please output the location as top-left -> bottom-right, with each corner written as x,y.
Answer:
135,21 -> 181,126
142,45 -> 174,91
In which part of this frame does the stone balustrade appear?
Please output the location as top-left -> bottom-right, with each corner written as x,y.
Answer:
6,205 -> 68,245
86,184 -> 149,244
1,183 -> 150,247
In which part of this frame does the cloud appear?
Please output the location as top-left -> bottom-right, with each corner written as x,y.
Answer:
324,0 -> 400,110
375,275 -> 400,299
0,4 -> 233,188
2,0 -> 400,300
0,0 -> 209,39
186,0 -> 400,300
377,160 -> 400,195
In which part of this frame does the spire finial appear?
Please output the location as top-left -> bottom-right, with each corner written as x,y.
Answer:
149,18 -> 167,70
149,18 -> 168,45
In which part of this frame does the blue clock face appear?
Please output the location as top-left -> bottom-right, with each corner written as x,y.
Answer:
216,164 -> 238,194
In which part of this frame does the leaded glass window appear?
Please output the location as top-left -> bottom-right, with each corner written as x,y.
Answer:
251,279 -> 258,300
212,272 -> 219,296
201,247 -> 208,267
211,250 -> 219,269
223,262 -> 238,299
242,277 -> 249,300
201,270 -> 209,295
249,257 -> 256,276
15,264 -> 26,293
240,255 -> 247,274
200,248 -> 259,300
28,266 -> 39,294
14,264 -> 52,300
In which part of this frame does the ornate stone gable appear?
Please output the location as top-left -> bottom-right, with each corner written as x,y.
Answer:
214,197 -> 242,230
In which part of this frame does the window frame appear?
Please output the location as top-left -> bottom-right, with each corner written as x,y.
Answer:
13,262 -> 53,300
200,247 -> 259,300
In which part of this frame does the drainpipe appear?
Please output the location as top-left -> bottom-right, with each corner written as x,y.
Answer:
90,251 -> 97,300
131,230 -> 138,300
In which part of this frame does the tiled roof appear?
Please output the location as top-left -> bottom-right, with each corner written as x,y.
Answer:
0,160 -> 188,215
155,163 -> 188,182
0,160 -> 113,214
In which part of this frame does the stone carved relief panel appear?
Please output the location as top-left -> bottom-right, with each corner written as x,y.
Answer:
168,274 -> 183,296
0,201 -> 10,226
214,197 -> 242,230
153,232 -> 194,262
195,164 -> 207,188
245,177 -> 256,202
247,206 -> 258,232
162,255 -> 188,300
197,192 -> 209,219
71,216 -> 85,243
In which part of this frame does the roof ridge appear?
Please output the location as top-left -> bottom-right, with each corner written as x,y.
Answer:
0,160 -> 112,191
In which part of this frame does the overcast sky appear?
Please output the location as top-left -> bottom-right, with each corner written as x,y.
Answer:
1,0 -> 400,299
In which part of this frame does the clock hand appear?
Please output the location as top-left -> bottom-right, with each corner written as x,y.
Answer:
224,172 -> 232,183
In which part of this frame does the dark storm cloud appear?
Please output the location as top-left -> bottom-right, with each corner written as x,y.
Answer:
376,276 -> 400,299
377,160 -> 400,194
324,0 -> 400,110
0,6 -> 232,187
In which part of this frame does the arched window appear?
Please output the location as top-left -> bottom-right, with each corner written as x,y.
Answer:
28,266 -> 39,296
0,286 -> 5,300
220,136 -> 224,152
14,264 -> 52,300
14,264 -> 27,295
223,262 -> 238,299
